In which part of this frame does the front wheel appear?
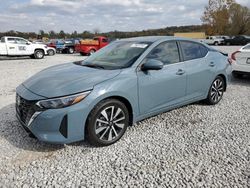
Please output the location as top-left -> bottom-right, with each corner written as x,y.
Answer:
34,50 -> 44,59
86,99 -> 129,146
205,76 -> 225,105
47,49 -> 55,56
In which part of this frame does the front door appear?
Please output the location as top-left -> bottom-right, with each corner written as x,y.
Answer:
137,41 -> 187,115
15,38 -> 33,55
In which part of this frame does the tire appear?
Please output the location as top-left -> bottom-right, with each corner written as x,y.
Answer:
226,42 -> 230,46
232,72 -> 243,78
29,54 -> 35,59
68,47 -> 74,54
80,52 -> 86,56
214,42 -> 219,46
86,99 -> 129,146
205,76 -> 225,105
89,49 -> 95,56
47,49 -> 55,56
34,50 -> 44,59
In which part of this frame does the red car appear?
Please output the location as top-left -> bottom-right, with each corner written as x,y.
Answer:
75,36 -> 109,56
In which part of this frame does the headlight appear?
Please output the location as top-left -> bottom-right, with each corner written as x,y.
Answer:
36,91 -> 91,109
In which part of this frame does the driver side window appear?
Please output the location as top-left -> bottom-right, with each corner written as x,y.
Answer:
147,41 -> 180,65
16,38 -> 28,44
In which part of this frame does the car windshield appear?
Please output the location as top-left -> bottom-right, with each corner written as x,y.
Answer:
80,41 -> 152,70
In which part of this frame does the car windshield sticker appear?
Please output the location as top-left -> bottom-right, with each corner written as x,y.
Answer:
131,43 -> 148,48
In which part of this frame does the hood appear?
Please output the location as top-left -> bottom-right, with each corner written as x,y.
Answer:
32,43 -> 47,48
22,62 -> 121,98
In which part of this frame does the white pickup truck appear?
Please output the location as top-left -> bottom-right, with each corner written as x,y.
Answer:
200,36 -> 224,46
0,36 -> 49,59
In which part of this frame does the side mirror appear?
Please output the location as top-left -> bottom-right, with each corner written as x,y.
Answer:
141,59 -> 164,71
26,42 -> 31,45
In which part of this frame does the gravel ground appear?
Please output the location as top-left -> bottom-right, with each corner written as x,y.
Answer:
0,49 -> 249,187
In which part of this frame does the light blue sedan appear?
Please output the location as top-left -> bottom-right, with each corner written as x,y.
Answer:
16,36 -> 232,146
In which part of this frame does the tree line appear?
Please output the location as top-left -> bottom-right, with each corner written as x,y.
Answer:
0,25 -> 205,40
202,0 -> 250,35
0,0 -> 249,40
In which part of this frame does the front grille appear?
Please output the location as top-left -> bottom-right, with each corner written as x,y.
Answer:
16,94 -> 37,125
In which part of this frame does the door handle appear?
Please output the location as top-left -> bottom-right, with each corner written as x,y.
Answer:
209,62 -> 215,67
176,69 -> 185,75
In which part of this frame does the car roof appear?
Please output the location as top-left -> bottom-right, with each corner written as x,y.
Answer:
120,36 -> 198,43
3,36 -> 24,38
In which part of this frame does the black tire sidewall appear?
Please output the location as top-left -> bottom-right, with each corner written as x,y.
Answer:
86,99 -> 129,146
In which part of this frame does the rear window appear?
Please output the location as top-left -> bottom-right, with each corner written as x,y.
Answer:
243,45 -> 250,50
180,41 -> 208,61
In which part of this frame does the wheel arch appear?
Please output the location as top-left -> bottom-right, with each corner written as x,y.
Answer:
84,95 -> 134,140
34,48 -> 45,54
85,95 -> 134,129
217,74 -> 227,91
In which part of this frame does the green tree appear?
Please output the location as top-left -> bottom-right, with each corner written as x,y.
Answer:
229,3 -> 250,35
201,0 -> 235,35
59,30 -> 65,39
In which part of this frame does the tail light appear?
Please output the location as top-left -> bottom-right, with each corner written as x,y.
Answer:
231,51 -> 240,61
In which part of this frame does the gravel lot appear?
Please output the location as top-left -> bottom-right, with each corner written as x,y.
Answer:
0,47 -> 249,187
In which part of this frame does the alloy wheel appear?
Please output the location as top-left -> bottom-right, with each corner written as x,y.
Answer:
210,78 -> 224,103
94,106 -> 126,141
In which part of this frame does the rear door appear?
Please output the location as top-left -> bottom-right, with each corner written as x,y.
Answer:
5,37 -> 18,55
179,41 -> 215,99
137,41 -> 187,115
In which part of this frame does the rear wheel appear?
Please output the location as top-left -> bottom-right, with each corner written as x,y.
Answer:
205,76 -> 225,105
34,50 -> 44,59
214,41 -> 219,46
68,47 -> 74,54
89,49 -> 95,56
86,99 -> 129,146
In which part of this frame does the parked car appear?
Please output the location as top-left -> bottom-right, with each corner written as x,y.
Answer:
75,36 -> 109,55
0,36 -> 48,59
16,36 -> 232,146
48,39 -> 79,54
231,43 -> 250,77
46,47 -> 56,56
29,40 -> 56,56
200,36 -> 224,45
224,35 -> 250,46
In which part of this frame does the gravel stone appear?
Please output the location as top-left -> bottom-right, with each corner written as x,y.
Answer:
0,50 -> 249,187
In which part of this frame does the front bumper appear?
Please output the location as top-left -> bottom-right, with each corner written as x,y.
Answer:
16,85 -> 90,144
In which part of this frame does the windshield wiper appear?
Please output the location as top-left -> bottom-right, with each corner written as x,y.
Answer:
83,64 -> 105,69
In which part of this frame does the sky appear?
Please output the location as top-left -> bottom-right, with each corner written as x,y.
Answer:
0,0 -> 249,33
